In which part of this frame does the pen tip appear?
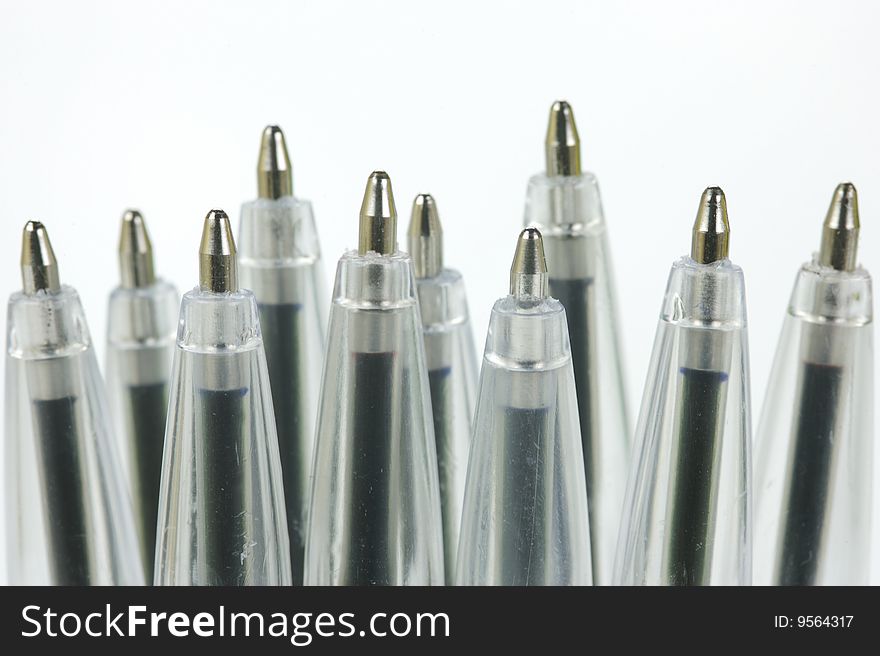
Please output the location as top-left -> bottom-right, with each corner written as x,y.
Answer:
545,100 -> 582,177
358,170 -> 397,256
258,124 -> 293,199
119,209 -> 156,288
199,209 -> 238,292
510,227 -> 548,302
21,220 -> 61,294
819,182 -> 860,271
690,186 -> 730,264
408,193 -> 443,278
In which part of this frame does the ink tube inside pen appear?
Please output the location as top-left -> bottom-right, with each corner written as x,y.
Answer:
5,221 -> 143,585
616,187 -> 752,586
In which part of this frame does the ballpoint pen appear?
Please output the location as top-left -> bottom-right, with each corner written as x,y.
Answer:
523,101 -> 629,584
408,193 -> 478,584
5,221 -> 143,585
615,188 -> 752,586
154,210 -> 291,586
456,228 -> 591,586
238,125 -> 325,584
105,210 -> 178,583
755,183 -> 873,585
305,172 -> 444,586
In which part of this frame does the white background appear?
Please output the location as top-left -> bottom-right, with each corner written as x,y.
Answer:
0,0 -> 877,583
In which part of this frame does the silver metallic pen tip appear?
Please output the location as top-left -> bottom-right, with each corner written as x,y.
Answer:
510,227 -> 548,302
545,100 -> 582,177
199,209 -> 238,293
358,171 -> 397,256
258,125 -> 293,200
408,193 -> 443,278
119,209 -> 156,288
21,220 -> 61,295
819,182 -> 860,272
690,186 -> 730,264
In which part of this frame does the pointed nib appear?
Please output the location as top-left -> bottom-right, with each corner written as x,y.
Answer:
358,171 -> 397,255
819,182 -> 860,271
258,125 -> 293,199
510,227 -> 548,302
119,210 -> 156,288
545,100 -> 582,177
199,209 -> 238,293
21,220 -> 61,294
690,187 -> 730,264
408,194 -> 443,278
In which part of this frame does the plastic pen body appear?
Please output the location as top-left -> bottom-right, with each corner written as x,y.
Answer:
755,262 -> 873,585
6,286 -> 143,585
105,280 -> 177,582
306,250 -> 444,586
414,268 -> 477,583
239,195 -> 324,585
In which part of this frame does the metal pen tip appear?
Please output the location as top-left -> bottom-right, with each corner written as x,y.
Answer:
119,209 -> 156,288
510,227 -> 548,302
258,125 -> 293,200
199,209 -> 238,293
819,182 -> 860,272
408,193 -> 443,278
690,186 -> 730,264
21,220 -> 61,295
545,100 -> 582,177
358,171 -> 397,256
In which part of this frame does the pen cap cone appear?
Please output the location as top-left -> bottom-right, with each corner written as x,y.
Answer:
257,125 -> 293,199
21,220 -> 61,294
154,270 -> 291,585
199,209 -> 238,292
545,100 -> 582,177
118,209 -> 156,288
358,171 -> 397,255
691,186 -> 730,264
615,254 -> 751,585
408,193 -> 443,278
819,182 -> 860,271
457,245 -> 591,584
509,227 -> 548,301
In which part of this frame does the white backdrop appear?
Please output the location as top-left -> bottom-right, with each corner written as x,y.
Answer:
0,0 -> 878,583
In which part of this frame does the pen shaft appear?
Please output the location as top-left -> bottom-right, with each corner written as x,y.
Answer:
259,301 -> 309,584
32,396 -> 92,585
345,351 -> 395,585
777,362 -> 843,584
665,367 -> 728,585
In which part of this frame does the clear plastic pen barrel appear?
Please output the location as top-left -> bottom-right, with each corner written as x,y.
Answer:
409,194 -> 478,583
105,211 -> 178,583
416,270 -> 476,583
106,281 -> 176,583
305,172 -> 444,585
523,101 -> 629,583
754,183 -> 873,585
238,126 -> 325,584
456,229 -> 592,586
154,210 -> 290,586
5,222 -> 143,585
615,189 -> 751,586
